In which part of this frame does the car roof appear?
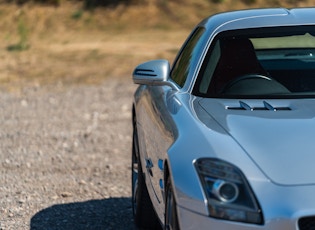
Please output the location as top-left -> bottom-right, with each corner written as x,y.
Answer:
199,8 -> 315,36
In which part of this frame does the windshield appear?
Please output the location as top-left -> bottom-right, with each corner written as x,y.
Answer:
194,26 -> 315,98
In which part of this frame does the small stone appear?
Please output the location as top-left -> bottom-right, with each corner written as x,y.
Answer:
79,180 -> 87,185
51,195 -> 59,200
60,192 -> 72,198
21,100 -> 28,107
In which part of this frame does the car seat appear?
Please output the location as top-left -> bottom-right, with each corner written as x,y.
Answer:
208,38 -> 269,94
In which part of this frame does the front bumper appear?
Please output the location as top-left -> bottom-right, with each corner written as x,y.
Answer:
177,205 -> 296,230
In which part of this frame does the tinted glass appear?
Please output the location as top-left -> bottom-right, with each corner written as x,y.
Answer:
194,26 -> 315,98
171,27 -> 205,87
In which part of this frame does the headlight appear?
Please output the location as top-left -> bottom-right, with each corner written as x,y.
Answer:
195,158 -> 263,225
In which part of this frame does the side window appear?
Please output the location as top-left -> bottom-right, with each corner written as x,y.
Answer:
199,40 -> 221,94
170,27 -> 206,87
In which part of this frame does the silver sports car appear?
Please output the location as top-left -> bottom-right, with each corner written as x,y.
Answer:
131,8 -> 315,230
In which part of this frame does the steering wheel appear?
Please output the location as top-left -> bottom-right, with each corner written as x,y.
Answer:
221,74 -> 274,94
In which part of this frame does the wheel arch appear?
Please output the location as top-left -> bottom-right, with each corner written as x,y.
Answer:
132,103 -> 136,126
163,160 -> 170,200
132,104 -> 140,160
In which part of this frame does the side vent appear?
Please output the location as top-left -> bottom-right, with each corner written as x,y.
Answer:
263,101 -> 291,111
226,101 -> 291,111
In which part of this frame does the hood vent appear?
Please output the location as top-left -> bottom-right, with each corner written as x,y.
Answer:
227,101 -> 291,111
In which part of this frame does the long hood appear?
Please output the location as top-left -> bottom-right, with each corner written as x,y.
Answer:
198,98 -> 315,186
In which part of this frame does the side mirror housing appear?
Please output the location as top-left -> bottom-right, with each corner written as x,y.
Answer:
133,59 -> 178,90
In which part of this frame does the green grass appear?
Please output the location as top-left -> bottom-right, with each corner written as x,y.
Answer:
7,11 -> 30,52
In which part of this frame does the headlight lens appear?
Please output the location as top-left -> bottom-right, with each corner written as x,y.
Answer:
195,158 -> 263,225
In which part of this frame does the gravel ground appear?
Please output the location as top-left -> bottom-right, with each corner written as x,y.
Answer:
0,78 -> 137,230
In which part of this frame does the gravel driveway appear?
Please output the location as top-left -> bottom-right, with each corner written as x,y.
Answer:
0,78 -> 137,230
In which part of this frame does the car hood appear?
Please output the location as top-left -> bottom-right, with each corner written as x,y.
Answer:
198,98 -> 315,186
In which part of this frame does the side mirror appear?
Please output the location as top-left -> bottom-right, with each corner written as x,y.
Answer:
133,59 -> 178,90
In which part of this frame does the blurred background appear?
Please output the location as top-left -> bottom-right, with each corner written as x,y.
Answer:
0,0 -> 314,90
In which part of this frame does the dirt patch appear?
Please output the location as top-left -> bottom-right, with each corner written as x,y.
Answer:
0,78 -> 137,229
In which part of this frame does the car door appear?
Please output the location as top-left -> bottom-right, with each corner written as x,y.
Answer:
136,26 -> 207,218
135,83 -> 174,217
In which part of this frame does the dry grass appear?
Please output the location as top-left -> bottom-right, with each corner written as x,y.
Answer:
0,0 -> 314,90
